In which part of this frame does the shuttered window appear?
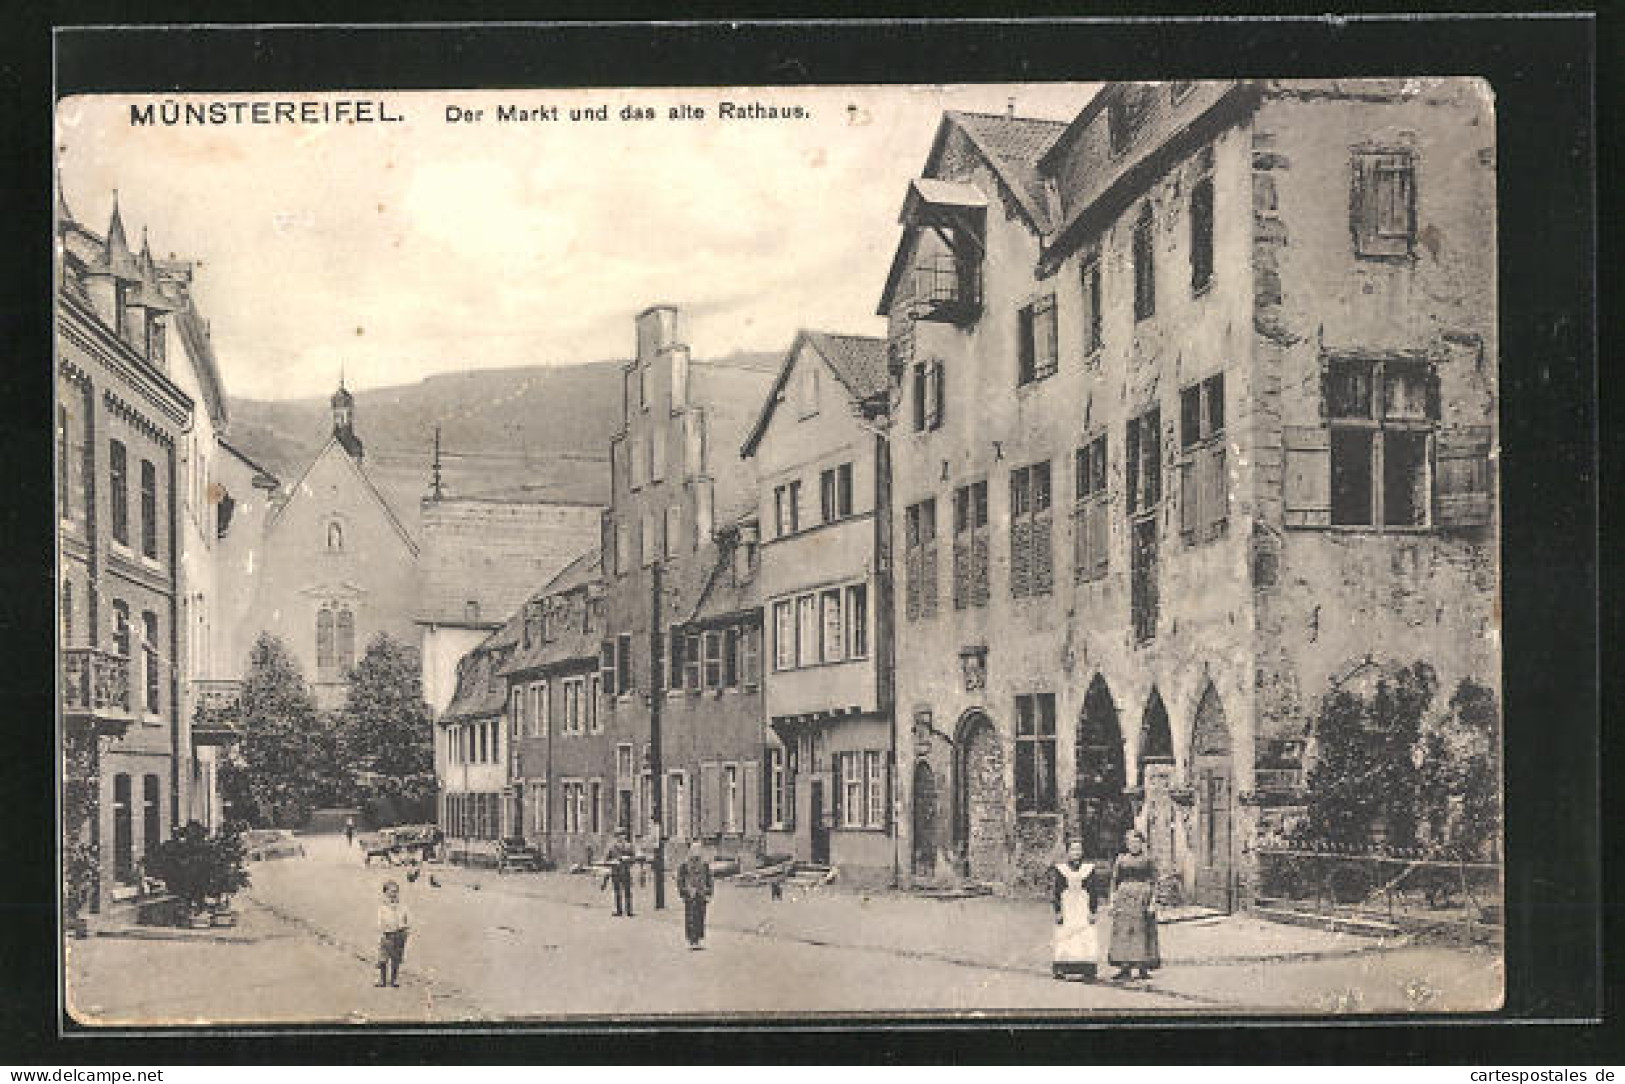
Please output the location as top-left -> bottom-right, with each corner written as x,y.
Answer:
1074,434 -> 1109,581
905,498 -> 938,620
953,480 -> 989,609
1017,295 -> 1058,386
1352,151 -> 1416,258
1178,374 -> 1229,544
1434,425 -> 1495,528
1010,462 -> 1052,598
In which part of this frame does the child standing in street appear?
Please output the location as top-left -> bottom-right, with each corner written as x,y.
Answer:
376,879 -> 411,988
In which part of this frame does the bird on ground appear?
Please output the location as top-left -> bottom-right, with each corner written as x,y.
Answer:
405,867 -> 420,883
428,874 -> 442,888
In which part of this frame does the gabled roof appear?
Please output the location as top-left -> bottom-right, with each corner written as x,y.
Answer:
941,111 -> 1069,232
217,436 -> 280,488
500,547 -> 606,677
739,330 -> 888,458
267,436 -> 421,557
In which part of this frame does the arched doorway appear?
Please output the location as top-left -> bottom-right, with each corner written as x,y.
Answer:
1077,676 -> 1131,861
954,711 -> 1006,881
1138,690 -> 1178,901
1191,682 -> 1235,912
911,761 -> 940,878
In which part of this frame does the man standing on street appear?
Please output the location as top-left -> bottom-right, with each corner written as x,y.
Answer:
607,828 -> 636,917
677,842 -> 714,950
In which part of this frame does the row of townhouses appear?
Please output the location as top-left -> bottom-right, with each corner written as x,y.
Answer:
441,76 -> 1499,908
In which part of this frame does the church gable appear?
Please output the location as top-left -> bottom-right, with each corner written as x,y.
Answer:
269,438 -> 419,562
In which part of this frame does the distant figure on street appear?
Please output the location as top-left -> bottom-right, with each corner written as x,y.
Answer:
345,816 -> 356,847
677,843 -> 715,950
1050,839 -> 1101,981
375,880 -> 411,988
606,828 -> 636,917
1108,828 -> 1161,982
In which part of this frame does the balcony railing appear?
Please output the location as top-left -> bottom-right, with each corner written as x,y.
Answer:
61,648 -> 132,729
906,254 -> 981,325
191,679 -> 243,746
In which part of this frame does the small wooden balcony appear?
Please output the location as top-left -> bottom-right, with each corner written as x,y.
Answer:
907,254 -> 981,325
191,679 -> 243,746
61,647 -> 132,737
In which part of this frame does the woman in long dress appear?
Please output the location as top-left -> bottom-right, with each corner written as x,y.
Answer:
1051,840 -> 1101,981
1108,828 -> 1161,981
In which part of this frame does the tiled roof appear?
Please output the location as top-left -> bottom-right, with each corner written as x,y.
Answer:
804,332 -> 889,403
739,330 -> 887,458
946,111 -> 1070,231
499,546 -> 605,676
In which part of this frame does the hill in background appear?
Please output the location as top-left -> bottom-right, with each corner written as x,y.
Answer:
227,351 -> 781,534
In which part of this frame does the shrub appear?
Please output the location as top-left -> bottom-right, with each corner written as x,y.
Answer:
143,821 -> 251,918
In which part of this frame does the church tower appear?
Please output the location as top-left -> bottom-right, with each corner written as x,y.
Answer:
331,379 -> 364,460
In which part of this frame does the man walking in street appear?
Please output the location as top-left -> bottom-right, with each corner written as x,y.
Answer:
375,879 -> 411,988
607,828 -> 636,917
677,842 -> 714,950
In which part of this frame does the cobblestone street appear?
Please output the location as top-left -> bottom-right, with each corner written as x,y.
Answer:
65,836 -> 1502,1024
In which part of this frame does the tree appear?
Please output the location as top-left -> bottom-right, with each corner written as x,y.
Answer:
337,634 -> 437,825
1417,678 -> 1502,860
1297,662 -> 1437,851
220,634 -> 351,828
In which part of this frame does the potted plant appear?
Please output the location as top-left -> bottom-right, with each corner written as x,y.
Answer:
143,822 -> 251,927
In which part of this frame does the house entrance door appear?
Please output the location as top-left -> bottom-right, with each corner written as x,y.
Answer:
809,781 -> 830,865
911,761 -> 939,877
1191,683 -> 1235,912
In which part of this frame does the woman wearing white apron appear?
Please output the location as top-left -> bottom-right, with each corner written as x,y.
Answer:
1051,840 -> 1101,981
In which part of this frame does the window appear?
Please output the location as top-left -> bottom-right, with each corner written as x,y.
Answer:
773,480 -> 803,538
912,360 -> 944,432
587,674 -> 601,732
651,437 -> 666,483
773,601 -> 795,671
904,498 -> 938,620
534,680 -> 552,736
796,594 -> 818,668
1179,374 -> 1228,544
1009,462 -> 1054,598
1352,150 -> 1416,258
665,771 -> 687,838
641,510 -> 656,566
1324,359 -> 1438,528
589,779 -> 603,834
742,625 -> 761,687
1080,254 -> 1102,356
1190,151 -> 1216,294
1015,693 -> 1058,813
703,629 -> 723,689
1126,407 -> 1163,515
141,611 -> 159,714
317,607 -> 334,671
1073,434 -> 1110,581
836,751 -> 888,829
800,363 -> 821,418
600,640 -> 616,696
630,436 -> 646,490
1017,295 -> 1058,385
952,480 -> 989,609
767,746 -> 789,828
616,633 -> 632,696
510,685 -> 526,737
640,359 -> 652,411
684,631 -> 702,690
845,585 -> 868,659
326,521 -> 344,551
1133,203 -> 1156,321
668,625 -> 686,691
820,589 -> 844,664
336,607 -> 355,672
664,505 -> 682,558
820,463 -> 854,523
723,626 -> 740,687
722,765 -> 740,834
109,439 -> 129,546
615,520 -> 631,576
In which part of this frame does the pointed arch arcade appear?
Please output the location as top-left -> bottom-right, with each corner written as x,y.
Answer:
1076,675 -> 1130,860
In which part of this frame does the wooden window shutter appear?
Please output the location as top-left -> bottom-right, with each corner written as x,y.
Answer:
742,761 -> 759,833
933,361 -> 946,429
1072,504 -> 1088,580
1089,499 -> 1109,578
1179,457 -> 1199,542
922,543 -> 939,617
830,757 -> 843,827
1011,520 -> 1032,597
1204,444 -> 1229,541
952,536 -> 969,609
1350,153 -> 1379,254
905,549 -> 921,620
1283,425 -> 1333,528
1032,513 -> 1053,594
1434,425 -> 1494,528
971,529 -> 989,606
701,763 -> 721,836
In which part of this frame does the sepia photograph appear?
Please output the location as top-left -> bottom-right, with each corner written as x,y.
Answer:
54,75 -> 1507,1026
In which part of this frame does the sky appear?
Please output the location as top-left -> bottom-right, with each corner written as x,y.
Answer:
57,84 -> 1097,401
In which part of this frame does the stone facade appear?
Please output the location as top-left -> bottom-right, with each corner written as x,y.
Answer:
883,81 -> 1498,907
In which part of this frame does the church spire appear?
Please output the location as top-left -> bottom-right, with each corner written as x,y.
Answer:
101,191 -> 140,281
331,375 -> 363,460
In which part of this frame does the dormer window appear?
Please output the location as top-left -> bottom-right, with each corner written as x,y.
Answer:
1109,86 -> 1153,156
